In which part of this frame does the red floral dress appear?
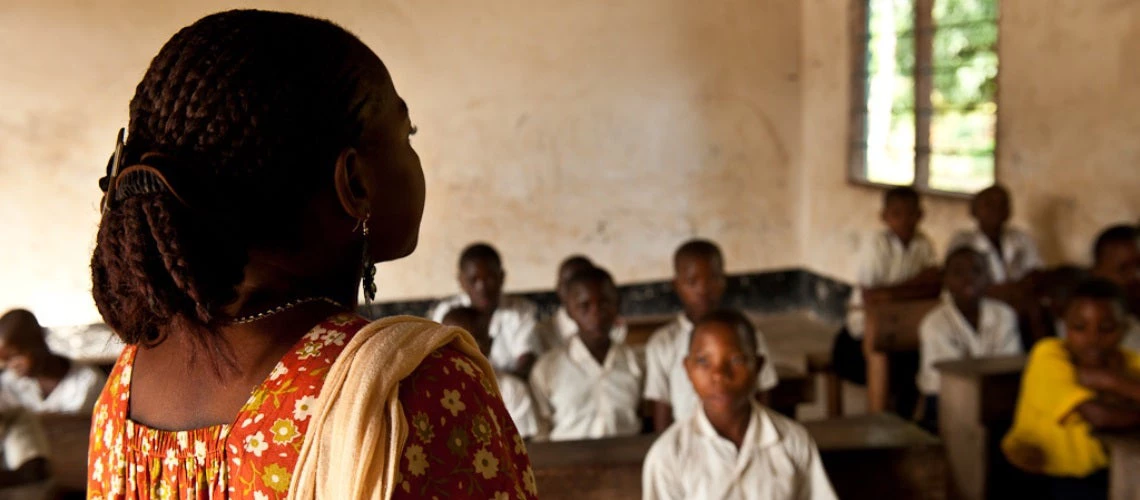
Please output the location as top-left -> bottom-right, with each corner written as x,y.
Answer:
87,313 -> 538,499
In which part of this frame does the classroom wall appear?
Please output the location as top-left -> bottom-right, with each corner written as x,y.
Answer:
0,0 -> 802,325
800,0 -> 1140,282
2,0 -> 1138,326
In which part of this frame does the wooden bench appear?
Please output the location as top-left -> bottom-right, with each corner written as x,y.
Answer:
863,282 -> 941,414
936,355 -> 1025,500
528,413 -> 946,499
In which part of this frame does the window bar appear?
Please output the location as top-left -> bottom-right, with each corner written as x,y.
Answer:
913,0 -> 934,189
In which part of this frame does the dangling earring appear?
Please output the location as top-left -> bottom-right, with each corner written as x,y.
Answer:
359,213 -> 377,307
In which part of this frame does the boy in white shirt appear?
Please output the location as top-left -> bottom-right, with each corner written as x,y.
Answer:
537,255 -> 628,350
947,185 -> 1042,284
642,309 -> 837,500
644,239 -> 778,432
440,306 -> 539,439
428,243 -> 541,378
530,267 -> 643,441
834,187 -> 939,386
917,247 -> 1022,427
0,310 -> 106,415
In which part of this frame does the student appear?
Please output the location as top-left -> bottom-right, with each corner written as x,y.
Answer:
441,307 -> 539,439
1081,225 -> 1140,351
1002,278 -> 1140,499
429,243 -> 541,377
537,255 -> 629,350
644,239 -> 778,432
916,247 -> 1021,426
642,309 -> 837,500
833,187 -> 937,394
948,185 -> 1043,284
529,267 -> 643,441
0,310 -> 106,415
0,409 -> 50,494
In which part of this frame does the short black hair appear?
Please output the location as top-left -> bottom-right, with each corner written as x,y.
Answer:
558,255 -> 593,274
458,242 -> 502,269
1093,225 -> 1139,264
0,309 -> 45,347
673,239 -> 724,270
690,308 -> 759,357
883,186 -> 920,208
441,306 -> 483,332
944,245 -> 984,269
565,266 -> 617,292
971,184 -> 1009,206
1067,277 -> 1128,315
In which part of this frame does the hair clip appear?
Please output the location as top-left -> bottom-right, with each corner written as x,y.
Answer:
100,128 -> 126,214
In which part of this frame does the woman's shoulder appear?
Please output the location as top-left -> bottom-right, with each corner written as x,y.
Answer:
394,345 -> 538,499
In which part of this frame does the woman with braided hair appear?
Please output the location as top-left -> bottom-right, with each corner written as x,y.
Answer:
86,10 -> 536,499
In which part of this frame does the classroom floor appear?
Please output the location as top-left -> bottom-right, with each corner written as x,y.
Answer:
750,311 -> 868,420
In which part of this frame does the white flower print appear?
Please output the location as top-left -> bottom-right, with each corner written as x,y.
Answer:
294,395 -> 317,421
244,432 -> 269,457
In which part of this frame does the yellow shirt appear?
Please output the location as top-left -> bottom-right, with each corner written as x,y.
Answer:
1002,338 -> 1140,477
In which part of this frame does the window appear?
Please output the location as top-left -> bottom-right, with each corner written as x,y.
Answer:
850,0 -> 999,195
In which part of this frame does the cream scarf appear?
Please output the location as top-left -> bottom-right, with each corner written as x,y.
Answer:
286,315 -> 496,499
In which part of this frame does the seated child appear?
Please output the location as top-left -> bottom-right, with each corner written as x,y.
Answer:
0,408 -> 50,492
529,267 -> 643,441
1083,225 -> 1140,351
917,247 -> 1022,426
948,185 -> 1042,284
1040,265 -> 1089,339
440,307 -> 538,439
644,239 -> 778,432
833,186 -> 938,386
642,309 -> 837,500
537,255 -> 629,350
0,310 -> 106,415
1003,278 -> 1140,499
429,243 -> 541,377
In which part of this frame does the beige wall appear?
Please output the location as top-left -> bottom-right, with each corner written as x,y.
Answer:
2,0 -> 1137,327
0,0 -> 801,325
801,0 -> 1140,281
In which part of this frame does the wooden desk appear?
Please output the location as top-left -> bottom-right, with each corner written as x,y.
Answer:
936,356 -> 1025,500
864,295 -> 940,413
528,413 -> 945,500
1096,432 -> 1140,500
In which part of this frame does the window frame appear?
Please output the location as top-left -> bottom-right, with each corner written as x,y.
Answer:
847,0 -> 1001,199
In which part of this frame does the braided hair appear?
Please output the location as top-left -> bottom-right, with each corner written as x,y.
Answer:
91,10 -> 394,353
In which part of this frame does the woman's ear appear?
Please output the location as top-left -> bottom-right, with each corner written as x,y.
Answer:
754,354 -> 766,379
333,147 -> 369,219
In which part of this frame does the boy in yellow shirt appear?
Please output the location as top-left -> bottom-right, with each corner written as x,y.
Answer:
1003,278 -> 1140,499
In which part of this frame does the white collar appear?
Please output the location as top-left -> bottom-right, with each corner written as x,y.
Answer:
567,334 -> 616,369
693,400 -> 780,452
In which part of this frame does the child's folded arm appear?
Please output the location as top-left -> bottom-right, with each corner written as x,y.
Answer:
1076,399 -> 1140,430
1078,366 -> 1140,404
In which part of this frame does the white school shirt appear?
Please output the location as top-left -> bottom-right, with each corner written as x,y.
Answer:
529,336 -> 643,441
643,314 -> 779,422
1055,315 -> 1140,353
642,401 -> 837,500
0,409 -> 49,472
846,230 -> 939,338
916,294 -> 1022,395
537,305 -> 628,351
428,294 -> 541,373
0,363 -> 106,414
947,226 -> 1042,283
496,370 -> 539,439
